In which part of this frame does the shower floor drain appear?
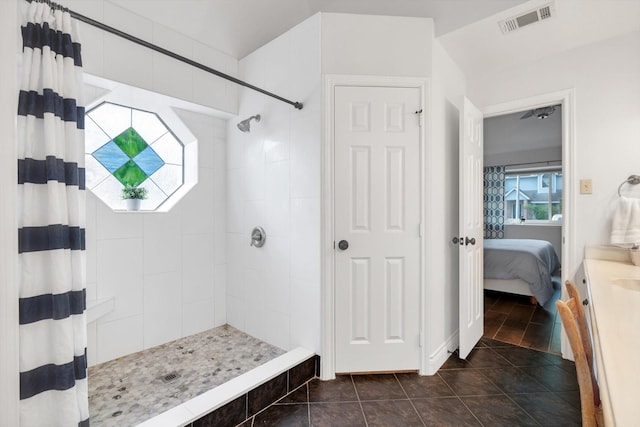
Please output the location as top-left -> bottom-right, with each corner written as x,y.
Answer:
161,372 -> 181,383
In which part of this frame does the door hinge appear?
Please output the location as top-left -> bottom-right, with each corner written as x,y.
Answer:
419,223 -> 424,238
418,333 -> 423,348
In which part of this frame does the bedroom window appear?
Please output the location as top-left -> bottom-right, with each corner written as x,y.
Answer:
505,169 -> 562,224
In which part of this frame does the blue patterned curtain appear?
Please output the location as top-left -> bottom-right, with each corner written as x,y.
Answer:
17,1 -> 88,425
484,166 -> 505,239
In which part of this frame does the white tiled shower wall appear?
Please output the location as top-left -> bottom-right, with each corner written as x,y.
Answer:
85,111 -> 228,366
56,0 -> 236,366
226,15 -> 322,353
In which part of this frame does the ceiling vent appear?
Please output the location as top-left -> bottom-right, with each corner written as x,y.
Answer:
499,3 -> 555,34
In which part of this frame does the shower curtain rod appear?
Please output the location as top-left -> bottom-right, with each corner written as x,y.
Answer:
26,0 -> 304,110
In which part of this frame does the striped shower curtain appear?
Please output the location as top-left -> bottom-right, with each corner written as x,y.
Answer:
17,1 -> 89,426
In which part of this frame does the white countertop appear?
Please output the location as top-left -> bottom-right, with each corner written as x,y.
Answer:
584,247 -> 640,427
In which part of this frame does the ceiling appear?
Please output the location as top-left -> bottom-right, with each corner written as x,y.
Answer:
108,0 -> 527,58
438,0 -> 640,80
107,0 -> 640,77
484,105 -> 562,156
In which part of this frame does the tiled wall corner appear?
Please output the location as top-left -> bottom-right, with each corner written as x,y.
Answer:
225,13 -> 321,354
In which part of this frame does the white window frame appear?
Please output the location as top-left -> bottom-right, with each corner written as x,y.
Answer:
83,74 -> 198,213
505,167 -> 562,224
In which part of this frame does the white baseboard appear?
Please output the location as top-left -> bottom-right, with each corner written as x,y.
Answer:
425,330 -> 459,375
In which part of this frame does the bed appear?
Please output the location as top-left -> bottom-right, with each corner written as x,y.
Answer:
483,238 -> 561,305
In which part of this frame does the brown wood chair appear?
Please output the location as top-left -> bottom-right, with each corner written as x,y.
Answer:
564,281 -> 595,373
557,285 -> 603,427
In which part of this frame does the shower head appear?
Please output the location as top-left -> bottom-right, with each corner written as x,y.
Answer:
237,114 -> 261,133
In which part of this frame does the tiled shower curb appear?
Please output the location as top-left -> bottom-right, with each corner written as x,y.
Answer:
137,348 -> 318,427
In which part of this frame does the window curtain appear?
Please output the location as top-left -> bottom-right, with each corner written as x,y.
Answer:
17,1 -> 89,426
484,166 -> 505,239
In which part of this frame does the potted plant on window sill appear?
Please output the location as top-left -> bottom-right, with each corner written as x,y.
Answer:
121,185 -> 148,211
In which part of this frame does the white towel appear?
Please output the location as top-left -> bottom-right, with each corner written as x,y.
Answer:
610,196 -> 640,246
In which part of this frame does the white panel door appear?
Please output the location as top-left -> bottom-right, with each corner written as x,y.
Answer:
334,85 -> 421,373
458,97 -> 484,359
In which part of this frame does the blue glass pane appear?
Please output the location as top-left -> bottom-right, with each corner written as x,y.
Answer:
133,146 -> 165,176
92,140 -> 130,173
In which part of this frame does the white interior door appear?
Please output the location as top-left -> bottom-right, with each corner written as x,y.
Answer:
334,85 -> 421,373
458,97 -> 484,359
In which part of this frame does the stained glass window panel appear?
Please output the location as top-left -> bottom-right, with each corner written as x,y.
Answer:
86,102 -> 131,138
85,101 -> 186,212
132,109 -> 168,144
93,140 -> 130,173
85,117 -> 111,153
150,164 -> 182,195
151,133 -> 183,165
113,160 -> 148,187
113,127 -> 149,158
85,155 -> 111,189
133,147 -> 164,176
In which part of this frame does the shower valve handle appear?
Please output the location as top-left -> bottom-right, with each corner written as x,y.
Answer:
250,226 -> 266,248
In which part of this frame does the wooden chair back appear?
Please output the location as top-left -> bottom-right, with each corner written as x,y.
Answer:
564,281 -> 594,370
557,297 -> 602,427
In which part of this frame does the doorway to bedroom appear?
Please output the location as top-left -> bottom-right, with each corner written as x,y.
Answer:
482,103 -> 563,354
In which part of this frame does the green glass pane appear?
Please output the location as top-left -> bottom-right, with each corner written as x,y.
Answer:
113,160 -> 148,187
113,127 -> 149,158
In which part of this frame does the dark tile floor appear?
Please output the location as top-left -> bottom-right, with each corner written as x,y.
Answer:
239,338 -> 581,426
483,279 -> 562,354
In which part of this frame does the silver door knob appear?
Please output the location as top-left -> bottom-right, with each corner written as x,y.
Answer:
338,240 -> 349,250
465,237 -> 476,246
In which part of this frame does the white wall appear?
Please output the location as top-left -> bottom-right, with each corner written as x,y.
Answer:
468,31 -> 640,276
321,13 -> 433,76
226,15 -> 322,353
86,111 -> 227,365
60,0 -> 238,115
427,39 -> 467,371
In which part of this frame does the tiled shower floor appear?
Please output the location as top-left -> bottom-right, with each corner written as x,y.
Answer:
88,324 -> 285,426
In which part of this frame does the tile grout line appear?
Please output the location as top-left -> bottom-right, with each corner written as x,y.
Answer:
437,370 -> 486,427
500,392 -> 545,427
485,289 -> 561,351
350,375 -> 369,427
487,308 -> 509,340
300,382 -> 310,426
393,373 -> 427,427
517,303 -> 538,347
464,350 -> 557,427
548,310 -> 560,352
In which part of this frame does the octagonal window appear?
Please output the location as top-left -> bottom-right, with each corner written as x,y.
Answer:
83,75 -> 198,212
86,102 -> 184,211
